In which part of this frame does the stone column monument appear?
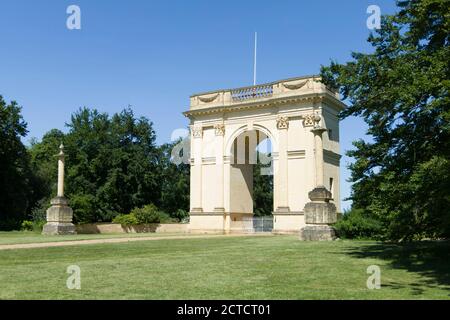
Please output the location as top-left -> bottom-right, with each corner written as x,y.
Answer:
299,114 -> 337,240
42,144 -> 76,235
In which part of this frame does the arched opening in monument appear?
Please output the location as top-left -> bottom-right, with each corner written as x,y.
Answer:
229,129 -> 274,232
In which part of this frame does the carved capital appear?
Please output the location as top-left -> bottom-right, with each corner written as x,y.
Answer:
214,124 -> 225,136
191,127 -> 203,139
276,116 -> 289,130
303,114 -> 315,127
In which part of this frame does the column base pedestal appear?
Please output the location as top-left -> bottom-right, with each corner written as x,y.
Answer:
42,222 -> 76,235
300,186 -> 338,241
42,196 -> 77,235
299,225 -> 337,241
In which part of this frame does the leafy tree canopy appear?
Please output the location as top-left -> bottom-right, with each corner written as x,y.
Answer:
321,0 -> 449,240
0,96 -> 37,229
29,107 -> 190,224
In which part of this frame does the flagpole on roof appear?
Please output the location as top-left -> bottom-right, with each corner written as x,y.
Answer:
253,31 -> 257,86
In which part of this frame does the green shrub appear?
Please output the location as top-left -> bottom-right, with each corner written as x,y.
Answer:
30,199 -> 48,232
32,220 -> 46,232
21,220 -> 34,231
113,205 -> 175,225
173,209 -> 189,222
31,198 -> 49,222
69,194 -> 97,224
131,204 -> 161,224
158,211 -> 179,224
113,214 -> 138,226
333,208 -> 384,240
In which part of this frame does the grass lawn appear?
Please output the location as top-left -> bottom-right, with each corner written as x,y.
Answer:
0,235 -> 449,299
0,231 -> 195,245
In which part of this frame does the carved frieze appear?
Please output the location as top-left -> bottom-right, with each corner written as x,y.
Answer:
197,93 -> 219,103
282,80 -> 308,90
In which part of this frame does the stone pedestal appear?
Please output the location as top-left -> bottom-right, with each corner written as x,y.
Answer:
299,225 -> 336,241
299,186 -> 337,241
42,197 -> 76,235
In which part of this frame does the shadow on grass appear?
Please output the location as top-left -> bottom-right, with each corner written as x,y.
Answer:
344,241 -> 450,295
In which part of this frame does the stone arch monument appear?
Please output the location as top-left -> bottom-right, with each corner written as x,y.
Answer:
184,75 -> 345,239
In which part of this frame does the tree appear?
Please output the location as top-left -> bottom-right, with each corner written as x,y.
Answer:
321,0 -> 449,240
253,153 -> 273,216
66,107 -> 161,222
28,129 -> 67,222
0,96 -> 37,230
158,141 -> 190,218
31,107 -> 162,223
29,129 -> 65,198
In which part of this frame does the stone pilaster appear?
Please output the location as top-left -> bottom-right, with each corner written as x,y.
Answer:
275,116 -> 290,213
223,155 -> 231,233
190,126 -> 203,213
214,123 -> 225,213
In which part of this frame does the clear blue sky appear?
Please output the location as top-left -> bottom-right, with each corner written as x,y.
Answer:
0,0 -> 398,210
